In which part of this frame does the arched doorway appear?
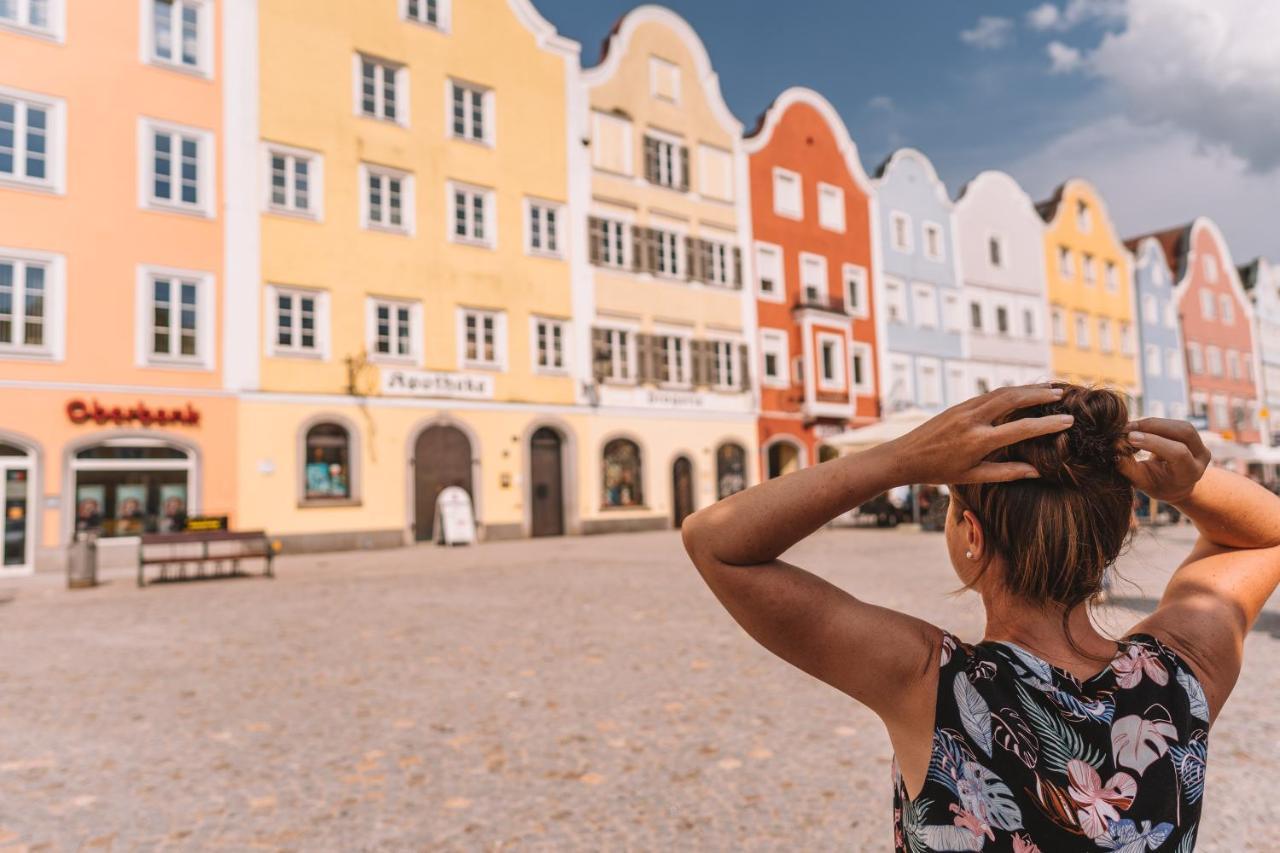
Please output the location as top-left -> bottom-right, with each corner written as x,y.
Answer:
715,442 -> 746,499
529,427 -> 564,537
1,441 -> 34,574
413,424 -> 473,542
671,456 -> 694,527
766,440 -> 801,479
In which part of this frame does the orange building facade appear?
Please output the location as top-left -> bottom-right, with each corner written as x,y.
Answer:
743,88 -> 879,477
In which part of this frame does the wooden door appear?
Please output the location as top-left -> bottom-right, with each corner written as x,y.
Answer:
529,427 -> 564,537
414,425 -> 473,542
672,456 -> 694,528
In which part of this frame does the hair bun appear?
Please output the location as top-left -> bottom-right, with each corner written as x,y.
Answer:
996,384 -> 1134,488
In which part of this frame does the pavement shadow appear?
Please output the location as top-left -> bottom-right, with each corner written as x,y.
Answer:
1105,595 -> 1280,640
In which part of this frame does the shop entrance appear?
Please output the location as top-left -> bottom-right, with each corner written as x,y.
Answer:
1,442 -> 34,574
766,440 -> 801,479
413,425 -> 473,542
671,456 -> 694,528
529,427 -> 564,537
70,440 -> 195,538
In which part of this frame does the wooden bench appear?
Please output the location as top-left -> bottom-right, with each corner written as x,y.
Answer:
137,530 -> 275,588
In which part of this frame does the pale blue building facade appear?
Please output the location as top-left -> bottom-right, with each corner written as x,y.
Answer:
1129,237 -> 1188,420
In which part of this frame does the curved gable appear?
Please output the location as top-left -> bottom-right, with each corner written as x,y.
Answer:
874,147 -> 951,209
743,87 -> 873,197
1040,179 -> 1127,258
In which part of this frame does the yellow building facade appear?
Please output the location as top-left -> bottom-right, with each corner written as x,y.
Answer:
576,7 -> 760,533
235,0 -> 588,548
1038,179 -> 1139,400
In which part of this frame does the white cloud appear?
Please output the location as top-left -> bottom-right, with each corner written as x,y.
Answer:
1027,3 -> 1061,30
1007,115 -> 1280,261
1046,41 -> 1082,74
868,95 -> 894,111
1026,0 -> 1124,32
960,16 -> 1014,50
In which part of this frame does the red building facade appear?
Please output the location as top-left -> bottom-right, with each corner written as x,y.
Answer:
743,88 -> 880,478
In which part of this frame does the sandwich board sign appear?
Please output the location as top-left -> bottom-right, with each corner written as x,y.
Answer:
435,486 -> 476,546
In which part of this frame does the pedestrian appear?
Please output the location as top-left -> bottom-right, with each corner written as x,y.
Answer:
682,383 -> 1280,850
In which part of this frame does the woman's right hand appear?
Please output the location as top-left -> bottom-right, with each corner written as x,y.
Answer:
1118,418 -> 1211,504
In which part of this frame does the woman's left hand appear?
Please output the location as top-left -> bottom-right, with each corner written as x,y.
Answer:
882,385 -> 1075,485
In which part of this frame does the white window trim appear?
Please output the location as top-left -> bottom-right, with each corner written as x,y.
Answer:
134,264 -> 216,370
915,356 -> 943,408
590,110 -> 634,177
890,211 -> 913,254
353,53 -> 409,127
1082,253 -> 1097,286
706,334 -> 743,392
799,252 -> 828,304
696,142 -> 734,203
261,141 -> 324,221
0,244 -> 66,362
815,332 -> 845,392
759,328 -> 789,389
446,180 -> 496,248
921,221 -> 945,262
1058,246 -> 1074,279
529,315 -> 570,376
1074,313 -> 1091,349
364,296 -> 422,366
446,78 -> 495,147
265,284 -> 330,360
399,0 -> 451,32
771,166 -> 802,220
138,116 -> 215,218
816,182 -> 846,233
140,0 -> 214,78
842,264 -> 869,319
457,307 -> 508,372
654,325 -> 694,389
0,84 -> 66,195
523,197 -> 565,259
849,340 -> 874,395
0,0 -> 63,41
1187,342 -> 1204,374
358,163 -> 415,235
597,321 -> 639,385
911,282 -> 939,329
1051,306 -> 1067,345
943,293 -> 964,334
1219,294 -> 1235,325
883,276 -> 908,325
647,55 -> 681,104
754,241 -> 785,304
1105,260 -> 1118,292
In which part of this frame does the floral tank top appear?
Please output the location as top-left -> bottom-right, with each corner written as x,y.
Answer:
893,632 -> 1208,852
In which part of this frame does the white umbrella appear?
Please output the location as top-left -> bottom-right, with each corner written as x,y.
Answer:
825,407 -> 933,453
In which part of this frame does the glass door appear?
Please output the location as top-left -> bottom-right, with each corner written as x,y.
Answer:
1,461 -> 32,574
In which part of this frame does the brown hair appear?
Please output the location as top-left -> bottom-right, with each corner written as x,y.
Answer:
950,383 -> 1136,620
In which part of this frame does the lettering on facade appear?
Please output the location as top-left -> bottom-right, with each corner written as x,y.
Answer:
645,390 -> 705,408
381,368 -> 495,400
66,399 -> 201,427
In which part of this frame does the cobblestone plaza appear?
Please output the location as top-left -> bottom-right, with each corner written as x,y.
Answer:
1,526 -> 1276,851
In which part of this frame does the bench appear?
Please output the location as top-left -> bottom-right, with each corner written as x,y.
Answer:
137,530 -> 275,588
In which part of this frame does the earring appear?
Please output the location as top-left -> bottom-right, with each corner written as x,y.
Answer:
965,550 -> 974,559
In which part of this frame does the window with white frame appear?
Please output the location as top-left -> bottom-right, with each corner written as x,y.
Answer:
0,89 -> 61,191
911,282 -> 938,328
988,235 -> 1004,269
589,216 -> 628,269
357,54 -> 405,123
709,339 -> 738,390
817,183 -> 845,232
0,0 -> 57,37
1051,307 -> 1066,344
144,272 -> 206,364
759,329 -> 788,388
1120,321 -> 1135,355
596,327 -> 635,382
1022,305 -> 1037,339
1200,289 -> 1216,320
643,134 -> 685,190
461,308 -> 504,369
656,333 -> 691,386
1142,294 -> 1157,324
1074,312 -> 1090,349
450,80 -> 491,143
1243,354 -> 1253,382
842,264 -> 868,318
1082,253 -> 1096,285
532,316 -> 566,373
1206,345 -> 1222,377
849,341 -> 873,394
799,254 -> 826,304
1076,199 -> 1091,232
969,300 -> 984,332
0,252 -> 55,356
943,294 -> 963,333
922,223 -> 944,261
699,237 -> 734,287
267,146 -> 320,217
270,286 -> 325,356
1202,253 -> 1218,282
1227,349 -> 1240,380
916,359 -> 942,407
651,228 -> 681,278
1145,343 -> 1161,376
525,199 -> 562,257
884,278 -> 907,324
362,164 -> 412,233
1058,245 -> 1073,278
1098,318 -> 1112,353
143,120 -> 211,214
1167,348 -> 1182,379
1163,302 -> 1176,329
449,182 -> 493,246
1188,342 -> 1203,374
817,333 -> 844,391
1219,294 -> 1234,325
404,0 -> 448,30
1105,261 -> 1118,292
368,297 -> 417,361
890,211 -> 912,253
148,0 -> 209,73
772,168 -> 801,219
755,242 -> 783,299
648,56 -> 680,103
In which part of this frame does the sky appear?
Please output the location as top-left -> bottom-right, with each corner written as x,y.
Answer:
534,0 -> 1280,263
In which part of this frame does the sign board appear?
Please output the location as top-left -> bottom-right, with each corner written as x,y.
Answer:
381,368 -> 494,400
185,515 -> 229,532
435,486 -> 476,546
67,399 -> 200,427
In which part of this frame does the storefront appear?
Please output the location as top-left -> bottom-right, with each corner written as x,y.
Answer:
0,438 -> 35,575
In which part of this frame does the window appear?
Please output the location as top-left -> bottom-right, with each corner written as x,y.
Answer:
995,304 -> 1010,336
911,283 -> 938,329
362,165 -> 413,233
1227,350 -> 1240,381
356,55 -> 405,124
715,443 -> 746,500
1202,253 -> 1219,282
142,120 -> 211,215
1051,307 -> 1066,344
145,273 -> 202,363
1142,294 -> 1157,324
1074,313 -> 1090,349
1145,344 -> 1162,376
269,286 -> 327,357
367,297 -> 418,362
450,81 -> 491,143
1212,396 -> 1229,431
708,339 -> 740,390
649,228 -> 682,278
988,235 -> 1004,268
1076,199 -> 1091,232
760,329 -> 788,388
589,216 -> 629,269
0,0 -> 57,37
1120,321 -> 1135,355
303,423 -> 352,501
531,317 -> 567,373
449,182 -> 493,246
817,183 -> 845,232
1200,289 -> 1216,320
943,294 -> 963,333
890,212 -> 912,253
1081,253 -> 1096,286
698,144 -> 733,202
772,168 -> 802,219
266,145 -> 321,218
1058,246 -> 1073,278
403,0 -> 448,29
1167,349 -> 1182,379
1164,302 -> 1177,329
916,358 -> 942,407
648,56 -> 680,103
849,341 -> 873,394
0,88 -> 62,191
147,0 -> 208,74
591,111 -> 633,175
0,252 -> 58,357
643,134 -> 687,191
1243,354 -> 1253,383
697,238 -> 736,288
800,254 -> 826,305
1206,345 -> 1222,377
594,327 -> 635,383
755,242 -> 783,300
460,308 -> 505,370
842,264 -> 868,318
1098,318 -> 1112,353
1219,295 -> 1234,325
1105,261 -> 1118,292
969,300 -> 984,332
656,334 -> 691,386
602,439 -> 643,508
1022,306 -> 1037,339
922,223 -> 944,261
525,199 -> 562,257
884,278 -> 907,324
1188,342 -> 1204,374
817,334 -> 844,391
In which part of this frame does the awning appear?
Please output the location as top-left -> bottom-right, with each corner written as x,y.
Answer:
825,408 -> 933,453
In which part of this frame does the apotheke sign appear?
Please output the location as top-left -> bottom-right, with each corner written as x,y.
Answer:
381,368 -> 495,400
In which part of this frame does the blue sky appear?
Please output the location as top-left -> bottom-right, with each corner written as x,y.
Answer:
535,1 -> 1280,262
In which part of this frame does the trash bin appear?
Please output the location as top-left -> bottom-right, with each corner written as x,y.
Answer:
67,532 -> 98,589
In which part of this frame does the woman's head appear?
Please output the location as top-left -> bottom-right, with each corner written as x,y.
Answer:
945,383 -> 1136,611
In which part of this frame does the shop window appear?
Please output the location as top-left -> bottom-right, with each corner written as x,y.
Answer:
72,441 -> 193,537
715,442 -> 745,500
302,423 -> 352,502
602,438 -> 642,508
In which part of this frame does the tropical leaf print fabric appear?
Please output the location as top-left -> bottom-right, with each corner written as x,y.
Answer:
893,633 -> 1205,851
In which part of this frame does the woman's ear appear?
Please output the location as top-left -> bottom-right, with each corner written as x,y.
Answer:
962,509 -> 985,561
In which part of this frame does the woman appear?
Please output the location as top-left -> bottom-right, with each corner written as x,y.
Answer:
682,383 -> 1280,850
